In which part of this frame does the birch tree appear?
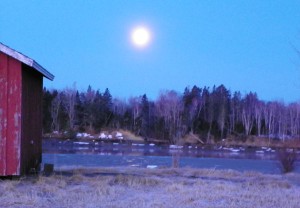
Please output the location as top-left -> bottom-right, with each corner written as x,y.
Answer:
51,91 -> 62,132
156,90 -> 184,144
241,93 -> 257,135
254,100 -> 264,136
129,96 -> 142,134
63,83 -> 77,130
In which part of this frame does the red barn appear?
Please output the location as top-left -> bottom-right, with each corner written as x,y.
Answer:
0,42 -> 54,176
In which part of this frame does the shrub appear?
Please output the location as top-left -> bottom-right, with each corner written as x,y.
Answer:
65,129 -> 77,140
172,152 -> 180,168
278,148 -> 297,173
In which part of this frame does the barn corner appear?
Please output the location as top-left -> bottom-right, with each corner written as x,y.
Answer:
0,42 -> 54,176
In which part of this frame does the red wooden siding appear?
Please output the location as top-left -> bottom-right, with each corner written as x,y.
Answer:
0,43 -> 53,176
21,64 -> 43,174
0,52 -> 22,176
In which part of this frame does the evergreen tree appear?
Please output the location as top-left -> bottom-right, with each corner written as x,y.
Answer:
140,94 -> 150,138
42,88 -> 54,133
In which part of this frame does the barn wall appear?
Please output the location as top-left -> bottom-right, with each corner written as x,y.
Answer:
21,64 -> 43,174
0,52 -> 22,176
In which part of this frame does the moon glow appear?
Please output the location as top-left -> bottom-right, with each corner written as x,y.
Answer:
131,26 -> 151,48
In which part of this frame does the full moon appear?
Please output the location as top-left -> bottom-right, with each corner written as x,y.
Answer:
131,27 -> 151,48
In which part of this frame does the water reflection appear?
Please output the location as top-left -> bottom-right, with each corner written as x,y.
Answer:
43,138 -> 298,160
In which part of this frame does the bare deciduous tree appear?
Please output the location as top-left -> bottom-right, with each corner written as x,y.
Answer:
51,91 -> 62,132
263,102 -> 276,143
241,93 -> 256,135
156,90 -> 184,144
128,96 -> 142,134
63,83 -> 77,130
254,100 -> 263,136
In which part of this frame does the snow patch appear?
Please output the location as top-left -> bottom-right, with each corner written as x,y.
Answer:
74,142 -> 89,145
147,165 -> 158,169
99,133 -> 107,139
169,145 -> 183,149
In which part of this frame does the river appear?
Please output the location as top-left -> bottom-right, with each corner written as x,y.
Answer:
42,139 -> 300,174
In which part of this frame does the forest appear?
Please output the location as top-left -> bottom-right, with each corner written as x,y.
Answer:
43,84 -> 300,144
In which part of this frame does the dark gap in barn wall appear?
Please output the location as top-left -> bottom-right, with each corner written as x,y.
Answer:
21,64 -> 43,174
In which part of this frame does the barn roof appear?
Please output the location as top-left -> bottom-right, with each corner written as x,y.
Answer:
0,42 -> 54,81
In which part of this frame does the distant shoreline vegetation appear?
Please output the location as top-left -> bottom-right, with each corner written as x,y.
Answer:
42,84 -> 300,147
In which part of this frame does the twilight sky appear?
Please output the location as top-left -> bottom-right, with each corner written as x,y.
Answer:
1,1 -> 300,102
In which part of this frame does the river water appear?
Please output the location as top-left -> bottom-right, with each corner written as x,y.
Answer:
42,139 -> 300,174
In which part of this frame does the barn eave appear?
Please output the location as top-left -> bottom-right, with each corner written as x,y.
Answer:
0,42 -> 54,81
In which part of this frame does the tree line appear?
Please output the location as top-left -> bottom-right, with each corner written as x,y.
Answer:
43,84 -> 300,144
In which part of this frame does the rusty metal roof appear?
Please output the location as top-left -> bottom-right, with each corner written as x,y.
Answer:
0,42 -> 54,81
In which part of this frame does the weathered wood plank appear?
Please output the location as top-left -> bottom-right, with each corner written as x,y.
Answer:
6,56 -> 22,175
0,52 -> 8,175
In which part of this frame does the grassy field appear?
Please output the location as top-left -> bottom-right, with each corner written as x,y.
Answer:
1,167 -> 300,208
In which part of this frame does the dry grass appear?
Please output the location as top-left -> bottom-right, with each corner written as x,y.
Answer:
118,130 -> 144,142
221,136 -> 300,149
181,133 -> 204,145
1,167 -> 300,208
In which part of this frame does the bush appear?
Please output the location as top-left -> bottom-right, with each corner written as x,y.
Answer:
278,148 -> 297,173
172,152 -> 180,168
64,129 -> 77,140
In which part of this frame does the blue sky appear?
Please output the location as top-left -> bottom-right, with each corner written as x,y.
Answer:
1,1 -> 300,102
